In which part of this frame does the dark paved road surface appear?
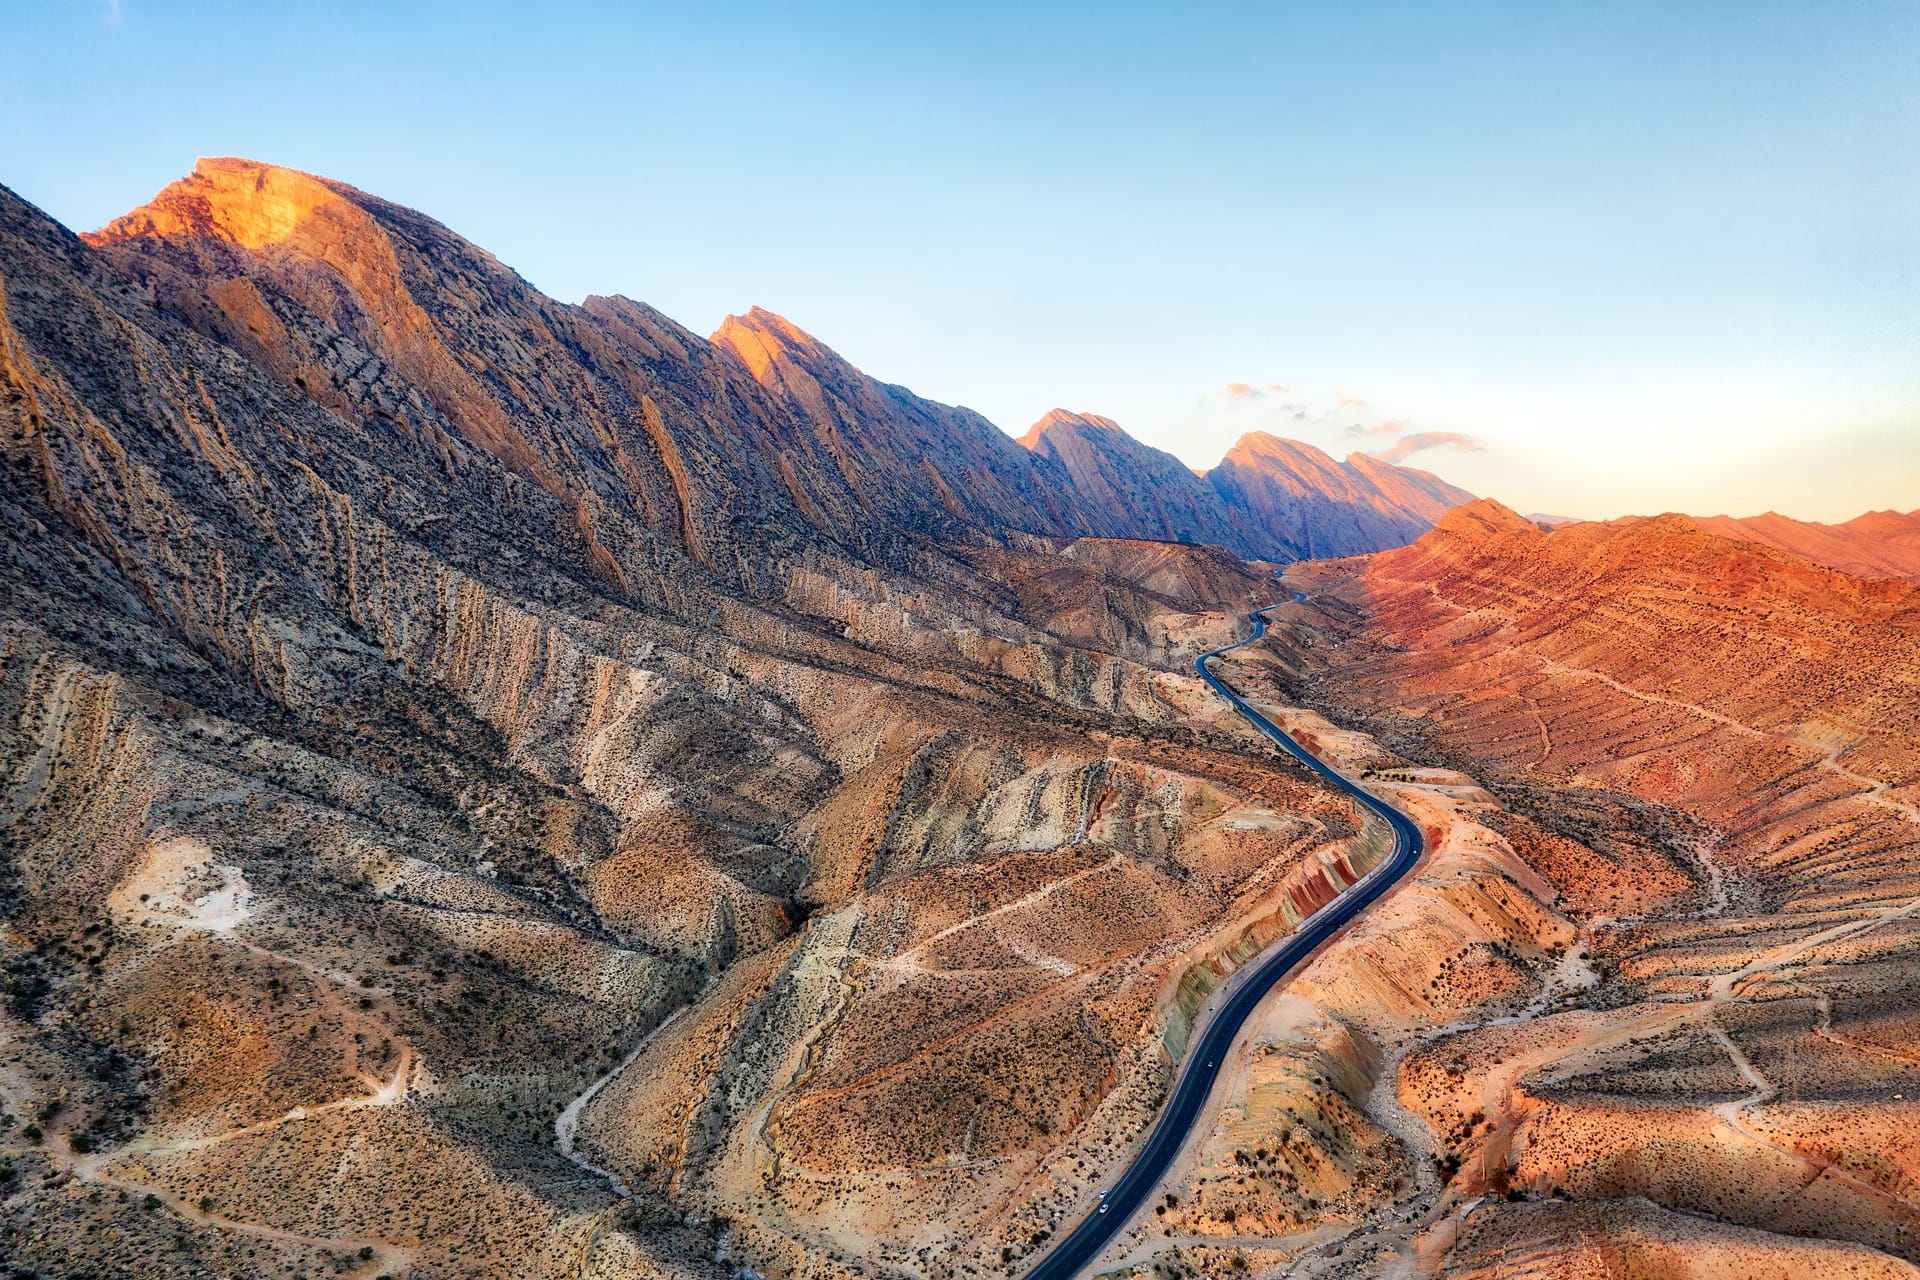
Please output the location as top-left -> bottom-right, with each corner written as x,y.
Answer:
1023,592 -> 1424,1280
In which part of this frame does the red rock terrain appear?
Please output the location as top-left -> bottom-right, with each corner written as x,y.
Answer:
1695,508 -> 1920,583
1230,501 -> 1920,1277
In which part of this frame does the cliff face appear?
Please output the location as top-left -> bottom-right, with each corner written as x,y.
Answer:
709,306 -> 1089,543
1018,408 -> 1253,548
1207,431 -> 1476,559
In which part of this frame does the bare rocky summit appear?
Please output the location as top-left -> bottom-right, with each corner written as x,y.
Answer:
1014,410 -> 1477,562
1208,432 -> 1474,560
80,159 -> 1468,575
1018,409 -> 1253,551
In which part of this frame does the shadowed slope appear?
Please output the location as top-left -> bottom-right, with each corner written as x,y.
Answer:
712,306 -> 1088,542
1208,431 -> 1476,559
1020,408 -> 1250,550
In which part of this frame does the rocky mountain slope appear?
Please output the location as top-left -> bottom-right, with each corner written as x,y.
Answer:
80,161 -> 1470,573
1012,410 -> 1477,564
1696,508 -> 1920,583
1017,409 -> 1253,550
709,306 -> 1088,546
1207,432 -> 1474,560
12,153 -> 1906,1280
1216,499 -> 1920,1277
0,162 -> 1424,1279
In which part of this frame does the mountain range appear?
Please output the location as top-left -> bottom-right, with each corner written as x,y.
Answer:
7,155 -> 1919,1280
1694,508 -> 1920,583
79,157 -> 1471,575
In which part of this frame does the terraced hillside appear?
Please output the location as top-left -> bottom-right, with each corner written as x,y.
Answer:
1213,501 -> 1920,1277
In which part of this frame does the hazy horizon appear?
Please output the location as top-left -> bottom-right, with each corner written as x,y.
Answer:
7,0 -> 1916,522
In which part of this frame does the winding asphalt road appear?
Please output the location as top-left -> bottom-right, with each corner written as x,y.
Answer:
1023,592 -> 1424,1280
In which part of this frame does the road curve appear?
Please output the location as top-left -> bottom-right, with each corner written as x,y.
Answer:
1023,593 -> 1424,1280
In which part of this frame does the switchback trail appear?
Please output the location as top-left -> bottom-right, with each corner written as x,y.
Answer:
1024,592 -> 1425,1280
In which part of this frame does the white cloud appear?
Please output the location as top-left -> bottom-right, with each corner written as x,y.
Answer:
1343,418 -> 1405,439
1217,380 -> 1294,401
1373,430 -> 1482,464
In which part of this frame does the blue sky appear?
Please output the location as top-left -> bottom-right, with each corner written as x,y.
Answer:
5,0 -> 1916,520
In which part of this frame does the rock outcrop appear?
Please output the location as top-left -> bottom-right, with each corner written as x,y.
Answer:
1018,408 -> 1254,550
1207,431 -> 1475,559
